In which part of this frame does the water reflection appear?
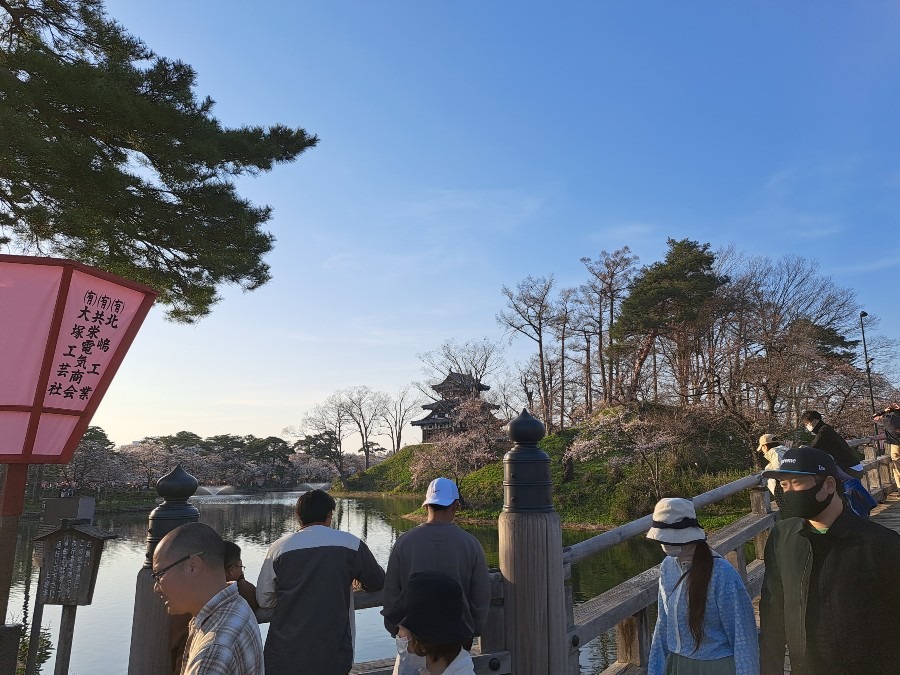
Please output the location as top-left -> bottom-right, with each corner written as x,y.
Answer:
6,493 -> 663,675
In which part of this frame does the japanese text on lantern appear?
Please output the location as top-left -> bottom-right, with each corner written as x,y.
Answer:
46,290 -> 126,407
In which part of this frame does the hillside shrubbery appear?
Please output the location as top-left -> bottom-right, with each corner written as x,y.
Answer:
343,405 -> 758,526
340,445 -> 418,493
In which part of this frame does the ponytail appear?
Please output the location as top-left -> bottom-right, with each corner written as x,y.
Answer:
673,540 -> 713,652
687,541 -> 713,651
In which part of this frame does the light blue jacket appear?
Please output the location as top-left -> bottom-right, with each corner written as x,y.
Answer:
649,554 -> 759,675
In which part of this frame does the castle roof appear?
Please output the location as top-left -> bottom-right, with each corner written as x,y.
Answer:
432,371 -> 490,394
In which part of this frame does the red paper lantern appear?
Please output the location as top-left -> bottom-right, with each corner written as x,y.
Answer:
0,255 -> 157,464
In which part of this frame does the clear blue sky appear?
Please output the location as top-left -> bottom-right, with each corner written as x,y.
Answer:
92,1 -> 900,446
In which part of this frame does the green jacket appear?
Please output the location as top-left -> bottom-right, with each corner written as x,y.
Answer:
759,507 -> 900,675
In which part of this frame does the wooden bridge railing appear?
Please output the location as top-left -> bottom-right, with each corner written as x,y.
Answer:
350,438 -> 897,675
564,438 -> 895,675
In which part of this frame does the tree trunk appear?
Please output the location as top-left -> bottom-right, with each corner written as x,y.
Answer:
537,334 -> 552,432
627,333 -> 657,401
559,330 -> 566,431
583,331 -> 593,414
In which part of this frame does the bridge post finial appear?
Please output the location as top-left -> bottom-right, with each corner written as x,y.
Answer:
128,464 -> 199,675
498,410 -> 571,673
503,409 -> 551,513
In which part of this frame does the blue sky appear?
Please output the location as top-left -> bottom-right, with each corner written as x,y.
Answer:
90,1 -> 900,446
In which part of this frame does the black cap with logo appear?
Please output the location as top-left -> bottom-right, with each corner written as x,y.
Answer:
761,446 -> 836,479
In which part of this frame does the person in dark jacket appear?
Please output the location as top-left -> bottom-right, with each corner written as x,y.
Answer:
758,446 -> 900,675
799,410 -> 863,478
800,410 -> 877,517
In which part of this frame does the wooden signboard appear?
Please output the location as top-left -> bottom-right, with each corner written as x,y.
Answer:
34,520 -> 116,606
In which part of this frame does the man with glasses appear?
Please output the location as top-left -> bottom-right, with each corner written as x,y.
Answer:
153,522 -> 264,674
224,540 -> 259,610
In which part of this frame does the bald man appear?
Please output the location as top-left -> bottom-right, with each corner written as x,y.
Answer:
153,523 -> 264,674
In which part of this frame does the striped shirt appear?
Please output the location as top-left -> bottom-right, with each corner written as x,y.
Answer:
180,583 -> 265,675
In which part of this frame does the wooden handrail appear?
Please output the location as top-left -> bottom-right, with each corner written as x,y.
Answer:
564,474 -> 761,566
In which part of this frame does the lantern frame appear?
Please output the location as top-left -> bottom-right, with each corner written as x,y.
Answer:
0,254 -> 157,464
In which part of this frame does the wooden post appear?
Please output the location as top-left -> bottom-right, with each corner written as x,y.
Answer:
498,410 -> 567,675
127,465 -> 199,675
862,444 -> 882,496
563,570 -> 579,675
878,457 -> 893,494
0,465 -> 28,675
615,608 -> 651,666
53,605 -> 77,675
725,547 -> 748,584
23,568 -> 46,675
479,574 -> 506,654
749,486 -> 771,561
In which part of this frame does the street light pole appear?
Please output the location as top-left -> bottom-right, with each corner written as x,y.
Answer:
860,311 -> 879,438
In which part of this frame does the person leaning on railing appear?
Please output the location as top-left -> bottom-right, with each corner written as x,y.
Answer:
873,403 -> 900,490
756,434 -> 789,511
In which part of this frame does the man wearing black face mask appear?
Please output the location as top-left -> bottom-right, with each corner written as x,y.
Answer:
758,447 -> 900,675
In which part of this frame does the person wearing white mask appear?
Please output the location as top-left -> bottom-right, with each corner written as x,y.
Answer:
799,411 -> 876,518
392,571 -> 475,675
646,498 -> 759,675
799,410 -> 864,479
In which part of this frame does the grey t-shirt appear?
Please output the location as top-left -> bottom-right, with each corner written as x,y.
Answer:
382,521 -> 491,637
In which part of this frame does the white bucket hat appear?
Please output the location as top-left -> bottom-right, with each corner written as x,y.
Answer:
646,498 -> 706,544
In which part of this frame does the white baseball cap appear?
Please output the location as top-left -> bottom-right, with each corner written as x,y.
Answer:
422,477 -> 460,507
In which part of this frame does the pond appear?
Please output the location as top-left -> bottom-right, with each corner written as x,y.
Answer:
5,493 -> 664,674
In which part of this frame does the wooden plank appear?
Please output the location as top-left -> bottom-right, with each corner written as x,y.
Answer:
571,565 -> 660,646
709,512 -> 776,555
600,663 -> 647,675
351,651 -> 512,674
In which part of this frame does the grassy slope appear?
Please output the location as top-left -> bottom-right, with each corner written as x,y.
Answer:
340,445 -> 418,493
342,430 -> 750,528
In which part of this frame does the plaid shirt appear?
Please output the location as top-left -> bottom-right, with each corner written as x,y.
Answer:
181,583 -> 265,675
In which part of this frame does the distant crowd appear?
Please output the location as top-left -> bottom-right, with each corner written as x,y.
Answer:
150,407 -> 900,675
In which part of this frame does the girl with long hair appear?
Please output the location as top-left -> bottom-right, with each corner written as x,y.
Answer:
647,498 -> 759,675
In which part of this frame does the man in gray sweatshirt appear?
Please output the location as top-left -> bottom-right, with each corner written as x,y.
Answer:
382,477 -> 491,645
